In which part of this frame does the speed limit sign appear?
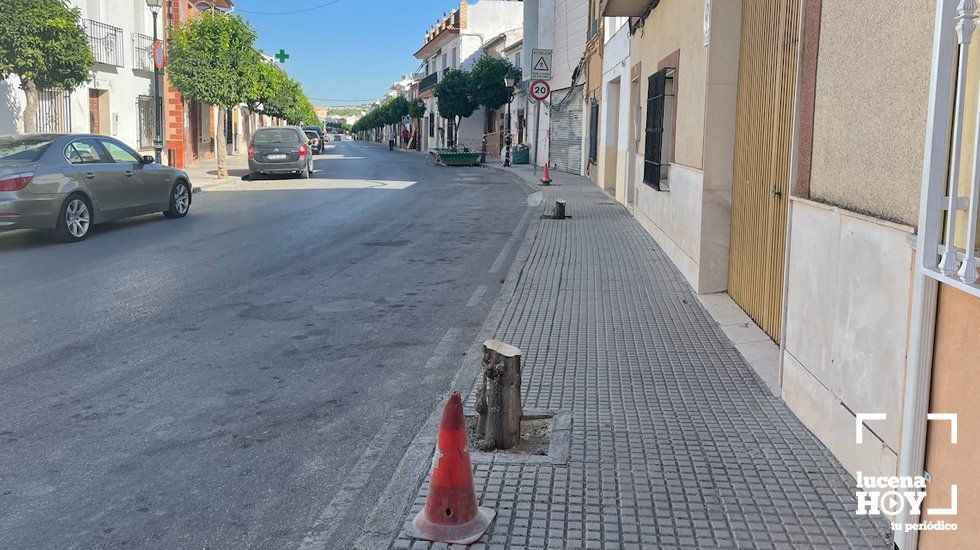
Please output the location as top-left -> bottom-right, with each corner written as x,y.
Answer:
529,79 -> 551,101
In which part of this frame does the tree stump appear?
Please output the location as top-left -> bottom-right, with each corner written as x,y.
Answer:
474,339 -> 523,450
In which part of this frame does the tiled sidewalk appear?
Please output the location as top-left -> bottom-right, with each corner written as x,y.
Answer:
390,168 -> 892,549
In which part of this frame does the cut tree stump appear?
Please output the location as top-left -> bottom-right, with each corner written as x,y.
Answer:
474,339 -> 523,450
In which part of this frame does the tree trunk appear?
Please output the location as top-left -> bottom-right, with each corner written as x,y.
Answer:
216,107 -> 228,179
243,107 -> 252,146
474,339 -> 523,450
22,80 -> 39,134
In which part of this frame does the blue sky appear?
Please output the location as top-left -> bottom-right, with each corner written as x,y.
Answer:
235,0 -> 459,106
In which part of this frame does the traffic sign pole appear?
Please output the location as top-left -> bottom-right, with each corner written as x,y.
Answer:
533,100 -> 540,177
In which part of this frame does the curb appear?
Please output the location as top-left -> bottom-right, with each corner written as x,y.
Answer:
352,182 -> 548,550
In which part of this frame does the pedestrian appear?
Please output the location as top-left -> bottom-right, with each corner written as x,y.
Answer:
389,129 -> 396,151
401,127 -> 410,148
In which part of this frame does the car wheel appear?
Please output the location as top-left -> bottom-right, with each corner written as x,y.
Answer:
54,194 -> 92,243
164,180 -> 191,219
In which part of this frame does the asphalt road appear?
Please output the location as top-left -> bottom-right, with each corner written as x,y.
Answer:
0,141 -> 532,549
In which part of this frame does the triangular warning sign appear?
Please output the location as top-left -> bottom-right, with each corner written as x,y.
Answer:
534,56 -> 550,72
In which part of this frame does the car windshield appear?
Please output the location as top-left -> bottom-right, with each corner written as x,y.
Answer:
305,132 -> 318,139
0,136 -> 54,162
253,129 -> 298,145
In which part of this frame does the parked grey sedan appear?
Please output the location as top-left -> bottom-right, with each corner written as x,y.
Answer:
0,134 -> 191,242
247,126 -> 314,179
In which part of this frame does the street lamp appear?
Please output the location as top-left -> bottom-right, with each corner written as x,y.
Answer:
147,0 -> 163,164
503,71 -> 517,167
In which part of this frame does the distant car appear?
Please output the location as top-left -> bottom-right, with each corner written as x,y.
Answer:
304,130 -> 323,154
0,133 -> 191,242
248,126 -> 314,180
302,126 -> 325,154
333,134 -> 342,142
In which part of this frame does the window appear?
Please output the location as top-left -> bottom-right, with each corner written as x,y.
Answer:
137,95 -> 156,151
588,98 -> 599,165
65,139 -> 105,164
99,139 -> 141,163
428,114 -> 434,137
451,47 -> 457,68
0,137 -> 54,162
254,128 -> 301,144
442,52 -> 448,71
642,68 -> 675,189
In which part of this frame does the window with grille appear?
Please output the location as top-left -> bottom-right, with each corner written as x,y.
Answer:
642,68 -> 675,189
588,98 -> 599,165
137,95 -> 156,150
36,90 -> 72,133
428,114 -> 434,137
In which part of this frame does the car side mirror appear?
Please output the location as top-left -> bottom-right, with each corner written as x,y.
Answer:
141,155 -> 155,164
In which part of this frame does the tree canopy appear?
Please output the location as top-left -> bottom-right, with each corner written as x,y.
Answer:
167,12 -> 260,109
434,69 -> 476,125
0,0 -> 94,90
469,57 -> 518,113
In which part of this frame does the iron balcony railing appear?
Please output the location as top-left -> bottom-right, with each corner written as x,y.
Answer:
82,19 -> 124,67
132,32 -> 153,72
419,72 -> 438,93
36,89 -> 72,133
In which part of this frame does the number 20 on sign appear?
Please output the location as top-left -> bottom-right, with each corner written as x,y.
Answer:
530,80 -> 551,101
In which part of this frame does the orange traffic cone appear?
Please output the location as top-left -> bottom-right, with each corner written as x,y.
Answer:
540,162 -> 553,186
404,392 -> 495,544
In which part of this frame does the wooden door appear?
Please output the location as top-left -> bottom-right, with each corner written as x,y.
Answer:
728,0 -> 801,342
88,90 -> 101,134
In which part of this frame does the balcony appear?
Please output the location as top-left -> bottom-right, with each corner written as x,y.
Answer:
419,72 -> 438,93
601,0 -> 659,17
82,19 -> 124,67
132,33 -> 153,72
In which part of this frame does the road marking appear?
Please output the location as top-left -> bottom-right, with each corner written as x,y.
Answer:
466,285 -> 487,307
489,206 -> 533,274
298,410 -> 408,550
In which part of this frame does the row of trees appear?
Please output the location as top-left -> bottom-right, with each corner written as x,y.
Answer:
352,57 -> 518,148
0,1 -> 319,178
168,12 -> 319,177
351,95 -> 425,135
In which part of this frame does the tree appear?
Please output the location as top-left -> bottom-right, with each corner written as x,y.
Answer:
434,69 -> 475,147
385,96 -> 409,126
168,12 -> 260,178
0,0 -> 94,133
408,98 -> 426,120
470,57 -> 517,134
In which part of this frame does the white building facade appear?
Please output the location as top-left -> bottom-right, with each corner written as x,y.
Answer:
1,0 -> 163,158
414,0 -> 523,152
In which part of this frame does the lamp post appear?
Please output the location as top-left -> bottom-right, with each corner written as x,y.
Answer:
503,71 -> 517,167
147,0 -> 163,164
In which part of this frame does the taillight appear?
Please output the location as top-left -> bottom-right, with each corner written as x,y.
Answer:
299,144 -> 307,157
0,172 -> 34,192
248,146 -> 255,159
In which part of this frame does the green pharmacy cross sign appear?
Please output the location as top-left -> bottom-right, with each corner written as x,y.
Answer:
275,49 -> 289,63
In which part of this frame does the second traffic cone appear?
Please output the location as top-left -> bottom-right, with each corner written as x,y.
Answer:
404,392 -> 495,545
540,162 -> 553,185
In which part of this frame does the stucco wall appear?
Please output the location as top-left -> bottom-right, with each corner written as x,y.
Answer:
920,286 -> 980,549
808,0 -> 934,226
629,0 -> 708,170
552,0 -> 588,91
781,198 -> 914,479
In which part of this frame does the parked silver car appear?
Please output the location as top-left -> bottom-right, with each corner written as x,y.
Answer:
248,126 -> 314,179
0,134 -> 191,242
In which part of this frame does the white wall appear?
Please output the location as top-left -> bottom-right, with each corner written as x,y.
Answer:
551,0 -> 588,91
600,22 -> 631,201
781,198 -> 914,479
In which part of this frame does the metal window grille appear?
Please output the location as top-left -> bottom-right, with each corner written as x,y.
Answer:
82,19 -> 124,67
428,114 -> 434,137
588,98 -> 599,164
36,89 -> 72,133
132,33 -> 153,72
643,69 -> 667,188
137,95 -> 156,150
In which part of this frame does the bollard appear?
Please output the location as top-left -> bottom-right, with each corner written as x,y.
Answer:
553,200 -> 566,220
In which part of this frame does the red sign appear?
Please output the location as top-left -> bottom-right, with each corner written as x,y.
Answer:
529,79 -> 551,101
152,40 -> 167,70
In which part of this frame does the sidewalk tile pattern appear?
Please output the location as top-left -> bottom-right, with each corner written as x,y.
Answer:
391,177 -> 892,549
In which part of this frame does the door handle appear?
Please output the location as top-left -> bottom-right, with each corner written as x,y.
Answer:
772,188 -> 783,198
124,170 -> 133,177
84,172 -> 95,179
